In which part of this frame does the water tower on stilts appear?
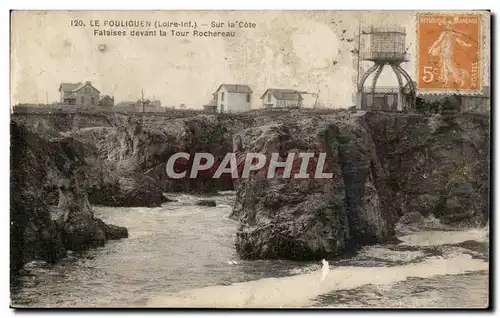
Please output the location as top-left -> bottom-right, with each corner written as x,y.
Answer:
355,26 -> 416,111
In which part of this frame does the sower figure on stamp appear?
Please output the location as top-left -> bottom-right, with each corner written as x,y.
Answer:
428,21 -> 473,88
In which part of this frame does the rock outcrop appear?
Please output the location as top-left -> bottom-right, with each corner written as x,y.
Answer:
55,178 -> 128,251
365,112 -> 489,226
12,116 -> 166,208
10,122 -> 128,275
232,110 -> 489,260
67,114 -> 254,194
232,114 -> 397,260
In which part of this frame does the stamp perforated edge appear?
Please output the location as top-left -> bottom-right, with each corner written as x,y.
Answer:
414,11 -> 488,96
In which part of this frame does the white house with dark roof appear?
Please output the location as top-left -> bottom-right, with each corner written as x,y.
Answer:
59,81 -> 100,106
261,89 -> 303,108
214,84 -> 252,113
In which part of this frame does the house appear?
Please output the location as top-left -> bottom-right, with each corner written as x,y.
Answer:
261,89 -> 303,108
203,99 -> 218,113
360,82 -> 490,114
214,84 -> 252,113
59,81 -> 100,106
360,82 -> 416,111
150,100 -> 162,108
360,86 -> 402,111
99,95 -> 114,107
137,99 -> 163,112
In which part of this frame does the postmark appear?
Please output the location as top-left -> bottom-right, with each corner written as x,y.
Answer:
417,13 -> 482,94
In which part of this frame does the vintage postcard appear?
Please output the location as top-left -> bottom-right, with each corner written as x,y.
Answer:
10,10 -> 490,308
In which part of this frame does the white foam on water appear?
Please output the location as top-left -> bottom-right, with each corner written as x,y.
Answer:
162,193 -> 201,204
218,190 -> 236,196
146,252 -> 487,308
399,228 -> 488,247
357,246 -> 426,263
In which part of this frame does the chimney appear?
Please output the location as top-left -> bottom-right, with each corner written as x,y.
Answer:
85,81 -> 91,85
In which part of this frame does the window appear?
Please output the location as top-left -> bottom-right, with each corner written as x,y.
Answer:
246,94 -> 251,102
221,92 -> 225,102
91,97 -> 95,105
268,93 -> 272,102
80,96 -> 84,104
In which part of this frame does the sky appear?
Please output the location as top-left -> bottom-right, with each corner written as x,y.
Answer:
10,10 -> 489,109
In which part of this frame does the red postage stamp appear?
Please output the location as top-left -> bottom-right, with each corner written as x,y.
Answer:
417,13 -> 482,93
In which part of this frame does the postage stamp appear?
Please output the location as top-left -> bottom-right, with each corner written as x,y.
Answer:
416,13 -> 482,94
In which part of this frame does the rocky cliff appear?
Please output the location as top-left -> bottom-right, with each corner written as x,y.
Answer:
14,112 -> 255,196
10,122 -> 128,276
231,110 -> 489,260
12,109 -> 490,263
364,112 -> 489,226
232,112 -> 398,260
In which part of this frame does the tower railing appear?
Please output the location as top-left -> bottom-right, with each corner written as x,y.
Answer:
360,51 -> 410,62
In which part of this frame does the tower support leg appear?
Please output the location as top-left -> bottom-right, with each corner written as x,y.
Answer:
356,91 -> 363,110
356,64 -> 380,110
396,65 -> 416,112
391,64 -> 404,111
370,64 -> 384,109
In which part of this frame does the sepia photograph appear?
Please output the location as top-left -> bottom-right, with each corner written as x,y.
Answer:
9,9 -> 491,308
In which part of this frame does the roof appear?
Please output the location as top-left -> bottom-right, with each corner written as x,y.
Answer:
261,89 -> 303,101
100,95 -> 113,101
361,82 -> 417,94
215,84 -> 252,94
59,82 -> 100,93
59,82 -> 81,92
361,86 -> 400,94
116,101 -> 137,107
